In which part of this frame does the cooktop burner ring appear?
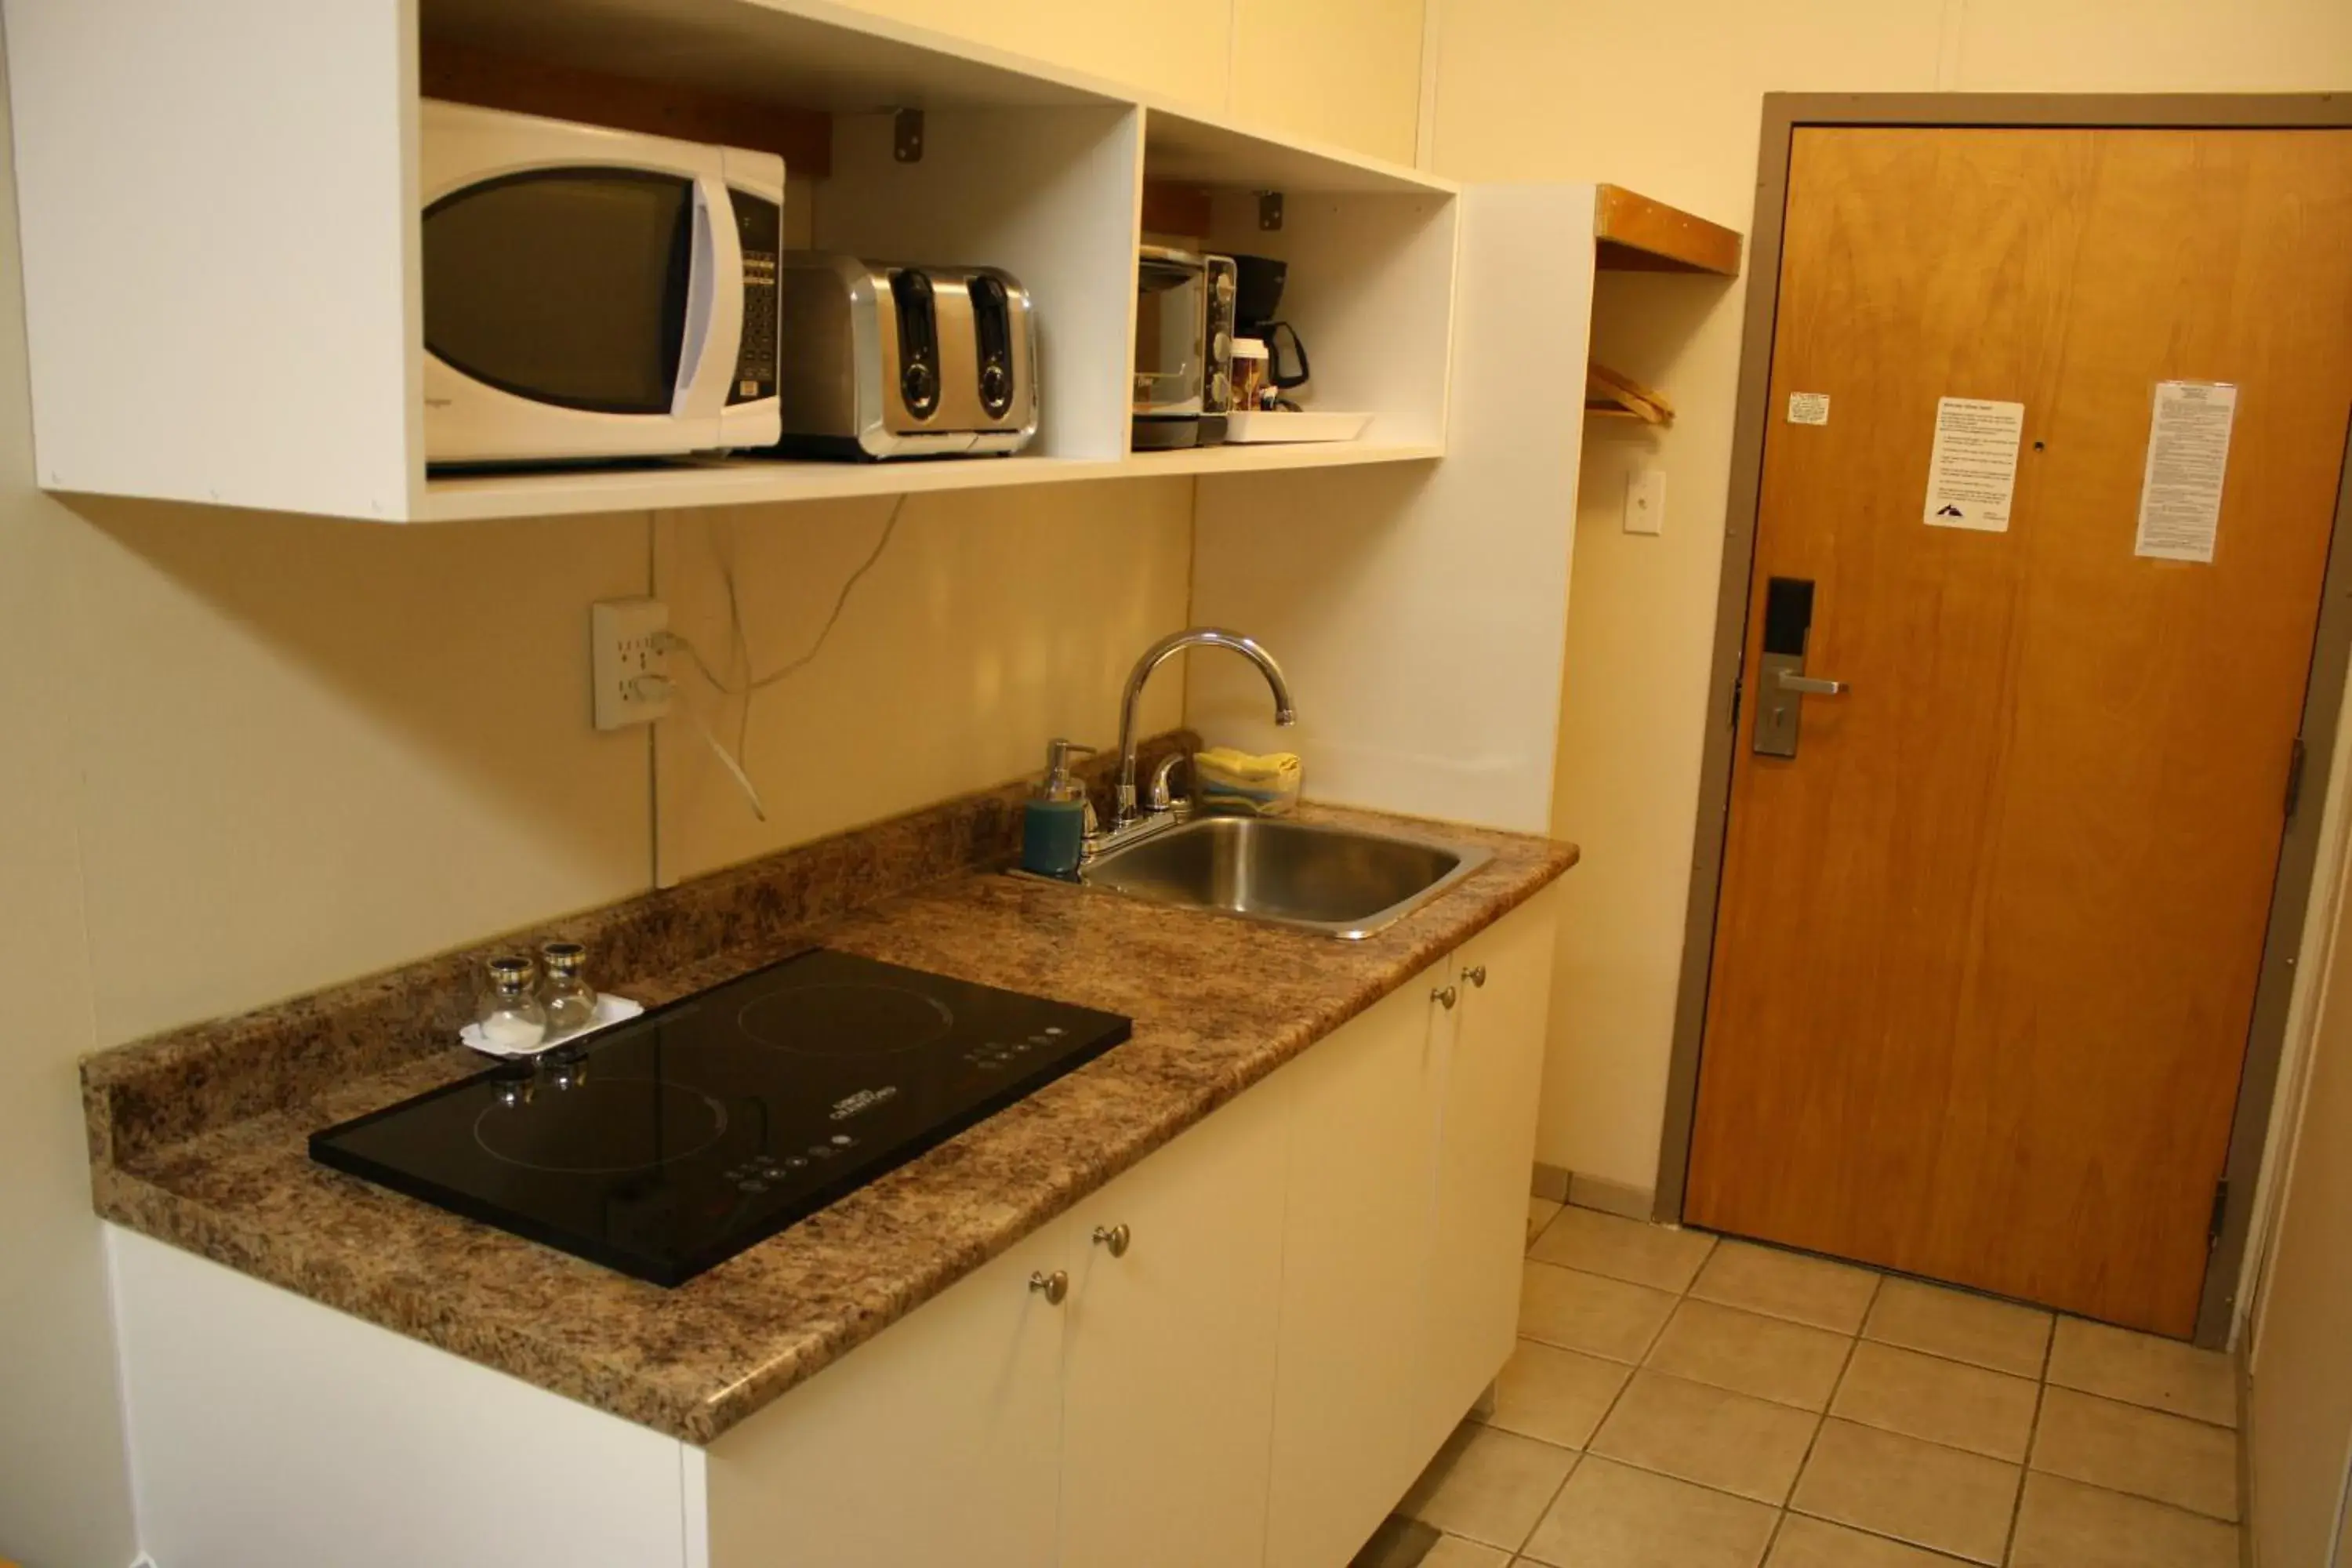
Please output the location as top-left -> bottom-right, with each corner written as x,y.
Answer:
735,982 -> 955,1058
470,1076 -> 728,1175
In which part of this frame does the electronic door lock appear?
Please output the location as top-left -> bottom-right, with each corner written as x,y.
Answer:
1751,576 -> 1843,757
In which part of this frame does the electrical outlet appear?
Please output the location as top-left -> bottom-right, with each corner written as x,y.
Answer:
1624,466 -> 1666,535
591,597 -> 672,730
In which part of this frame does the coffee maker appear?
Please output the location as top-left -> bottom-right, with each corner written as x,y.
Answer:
1230,254 -> 1310,401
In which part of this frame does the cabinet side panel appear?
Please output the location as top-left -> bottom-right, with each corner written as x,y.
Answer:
107,1226 -> 689,1568
705,1219 -> 1069,1567
2,0 -> 417,518
1189,183 -> 1592,831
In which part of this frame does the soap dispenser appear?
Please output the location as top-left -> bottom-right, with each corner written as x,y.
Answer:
1022,738 -> 1097,879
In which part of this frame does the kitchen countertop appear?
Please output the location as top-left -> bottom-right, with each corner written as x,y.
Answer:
87,799 -> 1576,1446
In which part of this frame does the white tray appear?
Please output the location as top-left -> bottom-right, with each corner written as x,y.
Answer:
1221,410 -> 1372,444
460,994 -> 645,1059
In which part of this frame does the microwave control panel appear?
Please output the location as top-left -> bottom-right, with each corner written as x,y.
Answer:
729,188 -> 781,406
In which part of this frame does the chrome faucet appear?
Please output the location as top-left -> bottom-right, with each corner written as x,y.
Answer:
1110,628 -> 1297,834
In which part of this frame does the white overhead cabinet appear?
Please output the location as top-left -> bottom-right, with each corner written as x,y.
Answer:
2,0 -> 1457,523
104,889 -> 1559,1568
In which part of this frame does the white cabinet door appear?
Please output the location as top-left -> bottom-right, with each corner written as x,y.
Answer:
704,1217 -> 1071,1568
1265,974 -> 1449,1568
1058,1072 -> 1291,1568
1419,891 -> 1559,1446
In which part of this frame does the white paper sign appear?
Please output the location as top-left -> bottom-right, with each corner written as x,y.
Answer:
1923,397 -> 2026,532
2134,381 -> 2238,564
1788,392 -> 1831,426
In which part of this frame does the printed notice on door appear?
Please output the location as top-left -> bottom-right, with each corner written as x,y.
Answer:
2133,381 -> 2238,564
1922,397 -> 2026,532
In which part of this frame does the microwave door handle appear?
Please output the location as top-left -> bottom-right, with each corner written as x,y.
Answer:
672,171 -> 744,426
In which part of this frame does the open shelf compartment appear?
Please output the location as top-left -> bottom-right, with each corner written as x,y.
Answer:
6,0 -> 1458,523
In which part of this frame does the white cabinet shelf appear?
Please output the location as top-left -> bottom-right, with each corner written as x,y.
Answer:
417,441 -> 1442,521
4,0 -> 1458,524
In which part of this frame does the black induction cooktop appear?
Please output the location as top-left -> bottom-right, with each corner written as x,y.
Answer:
310,949 -> 1131,1285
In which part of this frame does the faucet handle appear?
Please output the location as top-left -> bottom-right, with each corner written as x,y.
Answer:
1146,752 -> 1192,815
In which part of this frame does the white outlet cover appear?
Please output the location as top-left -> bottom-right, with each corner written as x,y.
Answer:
590,597 -> 673,731
1624,466 -> 1666,535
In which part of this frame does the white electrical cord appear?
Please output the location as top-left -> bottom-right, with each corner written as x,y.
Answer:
661,492 -> 909,819
632,674 -> 770,822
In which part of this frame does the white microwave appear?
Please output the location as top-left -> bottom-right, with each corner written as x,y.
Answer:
419,100 -> 784,466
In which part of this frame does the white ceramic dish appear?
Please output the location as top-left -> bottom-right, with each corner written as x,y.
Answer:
459,994 -> 645,1059
1222,410 -> 1372,444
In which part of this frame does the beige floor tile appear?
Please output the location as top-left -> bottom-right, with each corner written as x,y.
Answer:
1862,1277 -> 2052,1379
1400,1422 -> 1579,1551
1530,1197 -> 1566,1247
1587,1370 -> 1819,1505
1829,1341 -> 2039,1461
1645,1298 -> 1853,1412
1529,1207 -> 1717,1294
2045,1318 -> 2238,1428
1521,1261 -> 1679,1364
1483,1338 -> 1633,1450
1765,1515 -> 1973,1566
2030,1387 -> 2239,1522
1425,1536 -> 1513,1568
2009,1473 -> 2238,1568
1519,1454 -> 1777,1567
1790,1418 -> 2020,1566
1690,1241 -> 1881,1334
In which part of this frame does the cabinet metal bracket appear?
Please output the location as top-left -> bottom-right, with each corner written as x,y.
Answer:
894,109 -> 925,163
1258,191 -> 1284,231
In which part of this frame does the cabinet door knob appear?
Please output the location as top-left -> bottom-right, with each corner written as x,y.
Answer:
1091,1222 -> 1132,1258
1463,964 -> 1488,989
1432,985 -> 1459,1011
1029,1269 -> 1069,1305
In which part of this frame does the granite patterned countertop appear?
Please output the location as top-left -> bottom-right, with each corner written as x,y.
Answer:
86,792 -> 1575,1446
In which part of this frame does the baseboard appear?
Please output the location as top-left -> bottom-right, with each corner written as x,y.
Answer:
1568,1173 -> 1656,1221
2238,1340 -> 2256,1568
1530,1163 -> 1657,1221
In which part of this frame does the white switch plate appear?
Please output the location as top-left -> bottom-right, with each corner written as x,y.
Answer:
590,597 -> 672,730
1624,466 -> 1666,535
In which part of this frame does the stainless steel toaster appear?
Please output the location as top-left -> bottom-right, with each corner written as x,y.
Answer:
772,254 -> 1039,459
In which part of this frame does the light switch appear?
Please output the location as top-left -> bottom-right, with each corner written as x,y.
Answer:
1624,466 -> 1666,535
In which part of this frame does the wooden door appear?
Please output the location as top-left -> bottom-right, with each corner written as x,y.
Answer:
1265,976 -> 1446,1568
1420,891 -> 1558,1450
1058,1069 -> 1290,1568
706,1217 -> 1069,1567
1688,126 -> 2352,1336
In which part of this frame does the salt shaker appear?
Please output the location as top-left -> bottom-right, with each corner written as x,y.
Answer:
477,956 -> 547,1051
537,941 -> 598,1036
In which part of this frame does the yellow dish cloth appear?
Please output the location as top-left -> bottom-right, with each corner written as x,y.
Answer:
1193,746 -> 1303,816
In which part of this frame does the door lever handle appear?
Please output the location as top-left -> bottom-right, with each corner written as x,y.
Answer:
1774,670 -> 1847,697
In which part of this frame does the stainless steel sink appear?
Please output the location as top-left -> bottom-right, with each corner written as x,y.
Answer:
1078,815 -> 1493,939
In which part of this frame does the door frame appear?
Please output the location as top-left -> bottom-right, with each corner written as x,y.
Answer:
1656,92 -> 2352,1347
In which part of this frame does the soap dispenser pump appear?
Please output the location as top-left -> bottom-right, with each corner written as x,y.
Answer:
1022,738 -> 1097,879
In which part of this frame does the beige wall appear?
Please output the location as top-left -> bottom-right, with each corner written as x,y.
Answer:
1428,0 -> 2352,1193
653,485 -> 1194,881
837,0 -> 1425,164
2249,824 -> 2352,1568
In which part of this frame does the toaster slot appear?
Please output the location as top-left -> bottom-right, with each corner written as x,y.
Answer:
969,273 -> 1015,419
889,269 -> 941,420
